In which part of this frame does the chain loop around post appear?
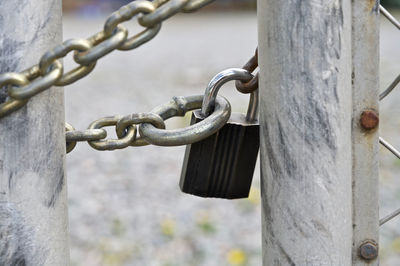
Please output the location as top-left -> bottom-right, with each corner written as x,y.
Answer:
65,123 -> 77,153
0,73 -> 30,117
65,122 -> 120,153
8,61 -> 64,100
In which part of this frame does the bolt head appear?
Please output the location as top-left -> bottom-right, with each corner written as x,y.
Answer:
360,110 -> 379,130
359,240 -> 378,260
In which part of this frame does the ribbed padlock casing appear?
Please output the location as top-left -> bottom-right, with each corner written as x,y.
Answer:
180,111 -> 259,199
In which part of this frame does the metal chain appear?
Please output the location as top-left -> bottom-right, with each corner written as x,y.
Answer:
0,0 -> 257,154
0,0 -> 215,118
65,94 -> 233,153
64,51 -> 258,153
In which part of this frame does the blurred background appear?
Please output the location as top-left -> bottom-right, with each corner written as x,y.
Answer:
62,0 -> 256,14
383,0 -> 400,7
61,0 -> 400,265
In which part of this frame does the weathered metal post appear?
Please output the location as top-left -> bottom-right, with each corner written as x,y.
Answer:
258,0 -> 380,264
0,1 -> 69,265
351,0 -> 380,264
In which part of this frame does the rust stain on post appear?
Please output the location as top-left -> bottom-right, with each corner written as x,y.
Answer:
367,0 -> 374,10
360,110 -> 379,130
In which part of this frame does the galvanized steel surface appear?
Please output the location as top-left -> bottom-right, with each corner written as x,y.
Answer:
258,0 -> 353,264
0,1 -> 69,265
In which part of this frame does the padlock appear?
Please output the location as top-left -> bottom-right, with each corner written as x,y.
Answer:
180,68 -> 259,199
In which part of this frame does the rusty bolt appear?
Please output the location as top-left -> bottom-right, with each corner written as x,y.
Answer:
359,240 -> 378,260
360,110 -> 379,130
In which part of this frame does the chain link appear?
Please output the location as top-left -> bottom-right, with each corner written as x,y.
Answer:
65,122 -> 108,153
235,48 -> 259,94
0,0 -> 215,118
65,93 -> 232,153
87,116 -> 137,151
139,95 -> 231,146
74,26 -> 128,65
139,0 -> 188,27
0,73 -> 30,117
9,61 -> 64,100
115,113 -> 166,147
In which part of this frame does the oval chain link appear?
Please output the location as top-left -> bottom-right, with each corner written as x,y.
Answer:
9,61 -> 64,100
0,0 -> 215,119
39,39 -> 96,86
105,1 -> 162,51
87,116 -> 137,151
116,112 -> 166,146
139,0 -> 189,28
65,122 -> 108,153
74,26 -> 128,66
139,95 -> 231,146
0,73 -> 30,117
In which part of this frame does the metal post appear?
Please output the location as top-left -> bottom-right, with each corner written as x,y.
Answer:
0,1 -> 69,265
258,0 -> 380,264
257,0 -> 354,265
351,0 -> 380,264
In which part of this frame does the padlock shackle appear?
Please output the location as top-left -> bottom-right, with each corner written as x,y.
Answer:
201,68 -> 254,118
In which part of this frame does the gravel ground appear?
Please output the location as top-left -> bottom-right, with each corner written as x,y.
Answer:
63,9 -> 400,266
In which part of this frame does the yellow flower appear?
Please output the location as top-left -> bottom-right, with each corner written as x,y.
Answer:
392,237 -> 400,252
160,218 -> 176,238
227,248 -> 247,265
97,239 -> 133,266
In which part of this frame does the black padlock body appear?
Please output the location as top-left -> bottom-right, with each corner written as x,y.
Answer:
180,110 -> 259,199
